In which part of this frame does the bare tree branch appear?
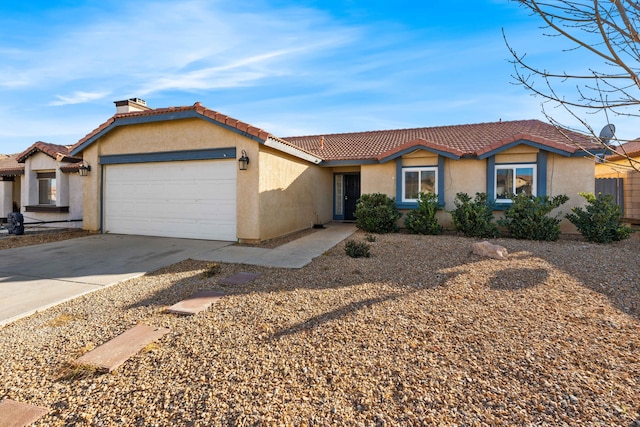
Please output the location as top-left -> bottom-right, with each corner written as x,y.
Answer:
506,0 -> 640,172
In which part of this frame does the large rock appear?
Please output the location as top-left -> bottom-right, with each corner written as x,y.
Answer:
472,241 -> 508,260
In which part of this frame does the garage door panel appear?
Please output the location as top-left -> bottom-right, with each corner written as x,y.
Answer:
104,160 -> 236,241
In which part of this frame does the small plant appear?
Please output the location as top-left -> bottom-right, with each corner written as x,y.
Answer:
450,192 -> 500,238
566,192 -> 632,243
344,240 -> 371,258
202,262 -> 221,278
404,192 -> 442,235
497,193 -> 569,241
354,193 -> 401,233
364,233 -> 377,242
56,362 -> 100,381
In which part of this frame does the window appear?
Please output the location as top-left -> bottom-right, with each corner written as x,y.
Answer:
495,164 -> 535,201
37,172 -> 56,205
402,167 -> 437,202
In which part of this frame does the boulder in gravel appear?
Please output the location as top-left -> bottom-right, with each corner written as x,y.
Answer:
472,241 -> 508,260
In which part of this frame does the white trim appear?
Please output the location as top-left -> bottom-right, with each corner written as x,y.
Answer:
401,166 -> 437,203
265,137 -> 322,164
494,163 -> 537,202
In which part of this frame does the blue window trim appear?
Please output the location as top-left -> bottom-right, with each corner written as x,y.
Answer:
100,147 -> 236,165
396,156 -> 445,209
487,151 -> 548,210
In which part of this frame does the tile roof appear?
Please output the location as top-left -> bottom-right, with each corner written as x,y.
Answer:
70,101 -> 601,164
16,141 -> 80,163
607,139 -> 640,161
72,102 -> 274,152
0,153 -> 23,177
283,119 -> 601,161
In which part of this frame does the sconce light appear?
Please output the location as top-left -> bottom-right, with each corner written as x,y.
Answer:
238,150 -> 249,171
78,162 -> 91,177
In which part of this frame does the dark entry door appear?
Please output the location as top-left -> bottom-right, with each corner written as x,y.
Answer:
343,174 -> 361,221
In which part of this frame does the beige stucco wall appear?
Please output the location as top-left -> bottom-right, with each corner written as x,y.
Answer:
361,163 -> 395,195
80,118 -> 261,239
358,147 -> 595,233
0,181 -> 12,218
78,117 -> 329,241
256,145 -> 332,241
19,152 -> 83,228
595,156 -> 640,220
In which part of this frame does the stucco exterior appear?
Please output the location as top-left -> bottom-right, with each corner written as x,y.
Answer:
357,146 -> 593,232
77,116 -> 326,242
257,146 -> 332,241
596,155 -> 640,221
19,151 -> 83,228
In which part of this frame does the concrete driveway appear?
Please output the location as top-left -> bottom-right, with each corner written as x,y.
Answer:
0,234 -> 231,326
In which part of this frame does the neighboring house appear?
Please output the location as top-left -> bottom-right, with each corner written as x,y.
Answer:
70,99 -> 601,242
0,142 -> 84,228
595,139 -> 640,223
0,154 -> 24,223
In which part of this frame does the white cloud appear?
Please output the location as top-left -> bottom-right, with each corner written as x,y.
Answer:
49,91 -> 111,106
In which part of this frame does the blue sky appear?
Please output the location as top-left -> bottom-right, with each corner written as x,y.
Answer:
0,0 -> 632,154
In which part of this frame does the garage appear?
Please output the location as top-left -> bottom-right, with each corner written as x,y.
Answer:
103,159 -> 236,241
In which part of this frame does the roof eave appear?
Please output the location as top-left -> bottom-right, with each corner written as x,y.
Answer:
264,137 -> 323,164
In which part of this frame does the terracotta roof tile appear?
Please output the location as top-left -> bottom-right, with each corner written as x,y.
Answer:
284,119 -> 600,161
0,153 -> 24,176
16,141 -> 80,163
73,103 -> 273,151
607,139 -> 640,161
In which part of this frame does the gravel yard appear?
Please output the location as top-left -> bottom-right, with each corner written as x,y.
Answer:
1,230 -> 639,426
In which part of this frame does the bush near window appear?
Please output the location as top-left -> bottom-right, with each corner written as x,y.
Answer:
566,192 -> 632,243
450,192 -> 501,238
354,193 -> 401,233
344,239 -> 371,258
497,193 -> 569,241
404,192 -> 442,235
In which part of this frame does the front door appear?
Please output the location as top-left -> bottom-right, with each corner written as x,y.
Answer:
343,174 -> 361,221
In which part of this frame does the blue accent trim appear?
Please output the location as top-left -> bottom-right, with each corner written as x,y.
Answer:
437,155 -> 445,206
537,151 -> 547,197
492,203 -> 511,211
395,156 -> 445,207
477,139 -> 573,159
99,164 -> 104,233
100,148 -> 236,165
396,202 -> 418,209
320,159 -> 379,167
71,110 -> 264,156
486,156 -> 495,199
379,146 -> 460,163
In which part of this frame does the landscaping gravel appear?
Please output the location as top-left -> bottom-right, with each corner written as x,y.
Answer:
0,231 -> 638,426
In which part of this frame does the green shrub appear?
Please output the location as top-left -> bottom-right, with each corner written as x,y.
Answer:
364,233 -> 377,242
344,240 -> 371,258
404,192 -> 442,235
354,193 -> 401,233
566,192 -> 632,243
450,192 -> 500,238
497,193 -> 569,241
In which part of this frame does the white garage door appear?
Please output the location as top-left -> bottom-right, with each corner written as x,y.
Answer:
104,160 -> 236,241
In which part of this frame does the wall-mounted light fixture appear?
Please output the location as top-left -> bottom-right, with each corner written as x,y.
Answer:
78,162 -> 91,177
238,150 -> 250,171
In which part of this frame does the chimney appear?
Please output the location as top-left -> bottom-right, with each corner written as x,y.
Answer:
114,98 -> 151,114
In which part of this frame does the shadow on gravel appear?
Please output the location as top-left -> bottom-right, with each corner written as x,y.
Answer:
486,267 -> 549,291
269,292 -> 412,340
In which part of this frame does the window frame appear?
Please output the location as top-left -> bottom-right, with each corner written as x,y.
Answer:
401,166 -> 438,203
36,171 -> 57,206
494,163 -> 536,203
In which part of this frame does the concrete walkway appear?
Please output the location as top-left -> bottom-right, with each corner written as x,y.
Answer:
0,223 -> 356,326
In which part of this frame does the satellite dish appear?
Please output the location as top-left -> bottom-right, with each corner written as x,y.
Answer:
598,124 -> 616,145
